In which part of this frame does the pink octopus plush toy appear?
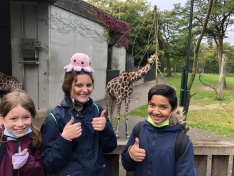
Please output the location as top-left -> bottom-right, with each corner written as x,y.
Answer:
64,53 -> 94,73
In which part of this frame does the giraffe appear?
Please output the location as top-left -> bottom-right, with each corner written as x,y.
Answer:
0,72 -> 22,97
106,54 -> 157,138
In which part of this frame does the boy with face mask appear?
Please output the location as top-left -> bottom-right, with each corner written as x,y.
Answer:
121,84 -> 195,176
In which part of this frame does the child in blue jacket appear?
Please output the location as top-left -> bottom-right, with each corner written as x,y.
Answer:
121,84 -> 195,176
41,53 -> 117,176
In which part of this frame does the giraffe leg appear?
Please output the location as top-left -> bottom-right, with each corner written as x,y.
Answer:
105,93 -> 111,121
106,94 -> 116,121
125,96 -> 131,139
125,116 -> 129,139
115,101 -> 121,138
110,98 -> 116,123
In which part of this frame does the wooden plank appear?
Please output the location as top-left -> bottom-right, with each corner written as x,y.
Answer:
194,155 -> 207,176
193,140 -> 234,155
232,155 -> 234,176
211,155 -> 229,176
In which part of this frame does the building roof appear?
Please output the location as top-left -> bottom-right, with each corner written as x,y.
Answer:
12,0 -> 130,48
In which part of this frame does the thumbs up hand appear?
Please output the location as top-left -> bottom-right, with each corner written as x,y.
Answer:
128,138 -> 146,162
92,110 -> 107,131
61,117 -> 82,141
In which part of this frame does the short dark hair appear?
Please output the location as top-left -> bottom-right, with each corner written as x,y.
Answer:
62,70 -> 94,97
148,84 -> 177,110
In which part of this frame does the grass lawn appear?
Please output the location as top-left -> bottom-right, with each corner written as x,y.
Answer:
129,73 -> 234,138
166,73 -> 234,106
187,105 -> 234,138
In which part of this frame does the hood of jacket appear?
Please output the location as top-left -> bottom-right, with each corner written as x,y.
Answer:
169,106 -> 186,126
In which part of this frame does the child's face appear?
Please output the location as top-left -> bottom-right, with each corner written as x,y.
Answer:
70,74 -> 94,104
147,95 -> 173,124
0,105 -> 32,138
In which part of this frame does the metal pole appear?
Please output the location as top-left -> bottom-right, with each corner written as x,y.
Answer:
154,6 -> 158,84
179,0 -> 194,110
179,66 -> 186,106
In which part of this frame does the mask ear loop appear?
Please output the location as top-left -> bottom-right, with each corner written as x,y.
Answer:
71,98 -> 90,106
71,98 -> 84,106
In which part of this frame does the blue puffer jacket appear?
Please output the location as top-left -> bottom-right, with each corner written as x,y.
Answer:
41,97 -> 117,176
121,120 -> 195,176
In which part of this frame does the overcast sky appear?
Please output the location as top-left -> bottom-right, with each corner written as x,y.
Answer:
148,0 -> 187,11
147,0 -> 234,44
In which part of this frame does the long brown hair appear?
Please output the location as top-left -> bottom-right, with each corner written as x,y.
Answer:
0,90 -> 42,150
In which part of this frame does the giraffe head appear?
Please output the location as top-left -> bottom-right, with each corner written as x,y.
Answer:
147,54 -> 158,64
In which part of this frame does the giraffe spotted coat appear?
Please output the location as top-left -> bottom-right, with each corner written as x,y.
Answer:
0,72 -> 22,91
106,55 -> 158,138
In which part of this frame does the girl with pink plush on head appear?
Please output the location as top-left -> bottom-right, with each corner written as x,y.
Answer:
0,90 -> 45,176
41,53 -> 117,176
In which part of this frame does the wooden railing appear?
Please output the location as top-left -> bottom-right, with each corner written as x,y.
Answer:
104,140 -> 234,176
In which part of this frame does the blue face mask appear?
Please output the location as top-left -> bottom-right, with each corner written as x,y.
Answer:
4,128 -> 32,139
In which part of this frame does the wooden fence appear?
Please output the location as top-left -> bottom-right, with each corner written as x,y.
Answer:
104,140 -> 234,176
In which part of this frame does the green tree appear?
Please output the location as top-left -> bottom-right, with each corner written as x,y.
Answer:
223,43 -> 234,73
170,0 -> 214,115
158,4 -> 189,77
158,10 -> 178,77
85,0 -> 153,65
186,0 -> 214,113
201,43 -> 234,74
202,44 -> 219,74
192,0 -> 234,86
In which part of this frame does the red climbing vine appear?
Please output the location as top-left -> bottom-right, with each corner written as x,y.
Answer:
89,7 -> 130,48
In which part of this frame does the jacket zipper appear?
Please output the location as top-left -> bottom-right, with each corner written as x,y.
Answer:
18,139 -> 21,176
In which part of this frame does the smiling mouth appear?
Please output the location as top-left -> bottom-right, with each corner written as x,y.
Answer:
79,94 -> 88,97
152,115 -> 162,119
14,128 -> 26,132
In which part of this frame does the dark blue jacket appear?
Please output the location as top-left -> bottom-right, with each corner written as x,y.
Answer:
121,120 -> 195,176
41,97 -> 117,176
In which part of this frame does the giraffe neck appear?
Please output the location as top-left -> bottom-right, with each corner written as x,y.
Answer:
0,72 -> 22,91
129,62 -> 154,82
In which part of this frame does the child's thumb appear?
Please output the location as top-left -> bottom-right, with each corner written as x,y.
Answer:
66,116 -> 74,125
100,110 -> 106,117
22,149 -> 28,153
134,138 -> 139,148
